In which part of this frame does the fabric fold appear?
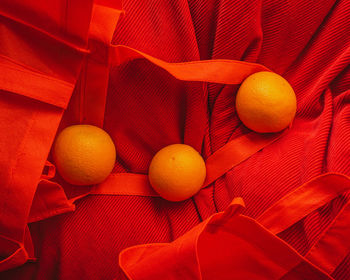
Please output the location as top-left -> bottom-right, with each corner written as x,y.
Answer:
0,0 -> 95,271
119,196 -> 333,280
119,174 -> 350,279
27,50 -> 283,217
0,0 -> 349,278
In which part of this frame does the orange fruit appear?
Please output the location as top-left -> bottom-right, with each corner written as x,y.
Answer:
236,71 -> 297,133
53,125 -> 116,185
148,144 -> 206,202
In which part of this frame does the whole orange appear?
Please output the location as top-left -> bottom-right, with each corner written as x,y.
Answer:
53,125 -> 116,185
148,144 -> 206,202
236,71 -> 297,133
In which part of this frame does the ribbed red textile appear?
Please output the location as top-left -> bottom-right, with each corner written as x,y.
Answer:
0,0 -> 350,279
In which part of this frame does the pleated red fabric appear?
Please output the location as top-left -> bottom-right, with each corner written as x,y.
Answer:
0,0 -> 350,279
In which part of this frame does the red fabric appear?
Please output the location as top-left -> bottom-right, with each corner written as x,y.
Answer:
120,202 -> 333,280
118,173 -> 350,280
0,0 -> 94,271
25,39 -> 284,215
0,0 -> 350,279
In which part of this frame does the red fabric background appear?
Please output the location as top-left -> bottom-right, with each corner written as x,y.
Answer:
1,0 -> 350,279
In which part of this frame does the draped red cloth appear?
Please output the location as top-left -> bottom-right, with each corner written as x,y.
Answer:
0,0 -> 350,279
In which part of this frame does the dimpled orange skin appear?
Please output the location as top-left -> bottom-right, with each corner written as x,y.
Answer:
53,125 -> 116,186
148,144 -> 206,202
236,71 -> 297,133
